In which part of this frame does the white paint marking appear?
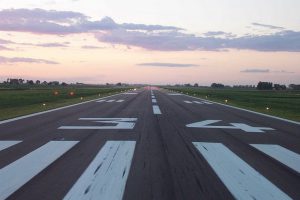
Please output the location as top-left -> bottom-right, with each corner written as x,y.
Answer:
251,144 -> 300,173
0,141 -> 78,200
184,100 -> 192,104
186,120 -> 274,133
59,118 -> 137,130
151,95 -> 155,98
152,105 -> 162,115
193,101 -> 203,104
202,101 -> 213,104
0,141 -> 21,151
116,100 -> 124,103
123,93 -> 137,95
152,99 -> 157,103
168,93 -> 182,96
63,141 -> 136,200
193,142 -> 291,200
106,99 -> 115,102
95,100 -> 106,103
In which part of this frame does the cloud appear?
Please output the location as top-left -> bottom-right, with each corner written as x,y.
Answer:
138,62 -> 198,67
252,23 -> 284,30
241,69 -> 270,73
81,45 -> 105,49
0,45 -> 13,51
0,9 -> 180,35
36,42 -> 68,47
1,9 -> 300,52
0,56 -> 59,64
241,68 -> 295,74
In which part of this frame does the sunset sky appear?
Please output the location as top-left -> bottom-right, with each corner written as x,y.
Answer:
0,0 -> 299,85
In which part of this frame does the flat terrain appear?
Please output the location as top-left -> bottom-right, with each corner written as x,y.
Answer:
165,87 -> 300,121
0,87 -> 131,120
0,88 -> 299,200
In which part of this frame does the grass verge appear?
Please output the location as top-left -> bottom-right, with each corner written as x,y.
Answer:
165,87 -> 300,122
0,87 -> 133,121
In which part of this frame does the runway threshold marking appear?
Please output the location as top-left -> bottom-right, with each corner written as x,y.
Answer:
152,99 -> 157,103
0,141 -> 78,200
152,105 -> 162,115
59,118 -> 137,130
193,142 -> 292,200
63,141 -> 135,200
0,141 -> 21,151
251,144 -> 300,173
187,120 -> 274,133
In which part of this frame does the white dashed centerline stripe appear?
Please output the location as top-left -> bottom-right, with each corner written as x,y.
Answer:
184,100 -> 192,104
203,101 -> 213,104
152,105 -> 162,115
152,99 -> 157,103
0,141 -> 78,200
116,100 -> 124,102
0,141 -> 21,151
251,144 -> 300,173
63,141 -> 136,200
193,142 -> 291,200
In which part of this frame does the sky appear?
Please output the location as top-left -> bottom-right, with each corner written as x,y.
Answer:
0,0 -> 299,85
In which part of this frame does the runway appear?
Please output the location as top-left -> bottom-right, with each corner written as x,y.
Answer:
0,87 -> 299,200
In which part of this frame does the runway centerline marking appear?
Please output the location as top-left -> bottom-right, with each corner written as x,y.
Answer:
251,144 -> 300,173
184,100 -> 192,104
63,141 -> 136,200
0,141 -> 21,151
152,99 -> 157,103
106,99 -> 115,102
116,100 -> 124,102
193,142 -> 292,200
186,120 -> 274,133
152,105 -> 162,115
0,141 -> 78,200
58,118 -> 137,130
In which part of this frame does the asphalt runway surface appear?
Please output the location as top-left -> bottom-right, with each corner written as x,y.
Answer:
0,87 -> 299,200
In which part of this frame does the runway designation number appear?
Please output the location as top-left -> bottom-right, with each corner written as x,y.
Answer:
186,120 -> 274,133
58,118 -> 137,130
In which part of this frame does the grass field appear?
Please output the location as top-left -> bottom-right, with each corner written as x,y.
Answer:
165,87 -> 300,122
0,86 -> 132,120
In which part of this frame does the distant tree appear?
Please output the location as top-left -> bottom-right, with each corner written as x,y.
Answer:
116,82 -> 122,86
211,83 -> 224,88
194,83 -> 199,87
257,81 -> 273,90
184,83 -> 191,87
61,82 -> 68,86
26,80 -> 34,85
274,84 -> 286,90
289,84 -> 300,90
35,80 -> 41,85
42,81 -> 48,85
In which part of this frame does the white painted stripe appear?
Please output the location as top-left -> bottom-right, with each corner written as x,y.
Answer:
116,100 -> 124,102
95,100 -> 106,103
251,144 -> 300,173
184,100 -> 192,104
0,141 -> 21,151
106,99 -> 115,102
123,93 -> 137,95
152,99 -> 157,103
0,141 -> 78,200
193,101 -> 203,104
193,142 -> 291,200
151,95 -> 155,98
168,93 -> 182,96
63,141 -> 136,200
179,93 -> 300,125
152,105 -> 162,115
202,101 -> 213,104
0,93 -> 123,125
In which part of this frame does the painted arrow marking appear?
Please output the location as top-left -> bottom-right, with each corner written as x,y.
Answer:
58,118 -> 137,130
186,120 -> 274,133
